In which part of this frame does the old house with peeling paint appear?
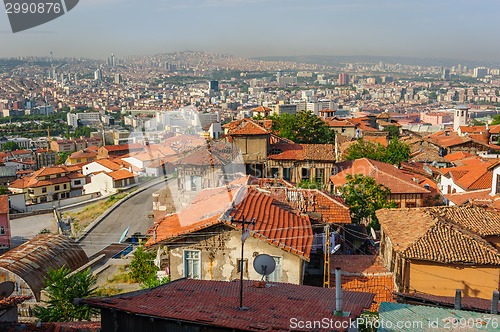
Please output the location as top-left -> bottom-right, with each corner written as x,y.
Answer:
146,177 -> 314,284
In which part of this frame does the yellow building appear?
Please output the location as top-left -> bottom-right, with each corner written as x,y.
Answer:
377,205 -> 500,300
66,150 -> 97,165
8,167 -> 72,204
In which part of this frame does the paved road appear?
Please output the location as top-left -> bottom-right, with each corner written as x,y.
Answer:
78,180 -> 170,257
10,213 -> 58,248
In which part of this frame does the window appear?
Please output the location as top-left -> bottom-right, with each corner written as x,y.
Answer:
0,226 -> 4,235
237,258 -> 248,273
283,168 -> 291,181
55,185 -> 60,191
63,184 -> 67,189
496,175 -> 500,194
42,187 -> 47,193
266,256 -> 282,282
315,168 -> 324,184
183,250 -> 201,279
406,202 -> 416,208
301,168 -> 310,181
74,180 -> 81,185
270,168 -> 279,178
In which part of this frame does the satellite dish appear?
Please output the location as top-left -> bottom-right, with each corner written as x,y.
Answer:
331,244 -> 341,254
370,227 -> 377,240
0,281 -> 15,298
253,254 -> 276,278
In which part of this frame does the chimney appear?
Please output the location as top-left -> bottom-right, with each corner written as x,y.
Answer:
492,290 -> 499,314
454,289 -> 462,310
335,268 -> 342,316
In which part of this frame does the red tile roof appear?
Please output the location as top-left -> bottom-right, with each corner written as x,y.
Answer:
226,118 -> 270,136
147,179 -> 314,259
443,151 -> 474,162
82,279 -> 374,332
444,189 -> 493,207
331,158 -> 429,194
95,159 -> 122,171
440,159 -> 493,191
268,143 -> 336,161
377,207 -> 500,265
107,169 -> 135,181
258,185 -> 352,224
228,187 -> 313,258
0,195 -> 8,214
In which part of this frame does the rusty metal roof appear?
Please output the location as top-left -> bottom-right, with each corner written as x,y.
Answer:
0,234 -> 88,301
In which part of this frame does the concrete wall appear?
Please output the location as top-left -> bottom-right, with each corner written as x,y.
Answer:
22,194 -> 97,212
82,162 -> 112,176
169,228 -> 304,285
83,173 -> 115,196
409,260 -> 500,299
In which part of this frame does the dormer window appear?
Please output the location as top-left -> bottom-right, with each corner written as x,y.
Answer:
270,148 -> 282,155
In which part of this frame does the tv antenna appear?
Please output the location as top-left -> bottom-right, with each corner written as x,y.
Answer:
0,281 -> 15,298
253,254 -> 276,281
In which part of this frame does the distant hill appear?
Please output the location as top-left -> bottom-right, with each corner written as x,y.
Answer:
252,55 -> 499,68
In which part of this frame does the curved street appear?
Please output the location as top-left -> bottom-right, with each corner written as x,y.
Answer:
78,180 -> 170,257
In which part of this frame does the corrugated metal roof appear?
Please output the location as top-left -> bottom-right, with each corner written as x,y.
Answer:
378,302 -> 499,332
0,234 -> 88,301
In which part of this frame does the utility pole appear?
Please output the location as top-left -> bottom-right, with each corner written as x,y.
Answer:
231,215 -> 255,310
323,223 -> 331,288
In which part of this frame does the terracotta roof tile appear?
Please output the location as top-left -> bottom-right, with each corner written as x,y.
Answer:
331,158 -> 429,194
377,206 -> 500,265
0,195 -> 8,214
268,143 -> 335,161
147,178 -> 314,259
227,118 -> 270,136
107,169 -> 135,181
256,185 -> 351,224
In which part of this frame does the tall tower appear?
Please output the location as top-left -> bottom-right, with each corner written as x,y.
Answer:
453,105 -> 469,131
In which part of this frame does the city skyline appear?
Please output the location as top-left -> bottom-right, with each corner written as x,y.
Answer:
0,0 -> 499,62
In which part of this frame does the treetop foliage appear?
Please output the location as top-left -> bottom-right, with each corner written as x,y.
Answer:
268,110 -> 335,144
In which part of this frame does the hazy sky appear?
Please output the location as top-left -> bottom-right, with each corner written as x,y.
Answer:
0,0 -> 499,61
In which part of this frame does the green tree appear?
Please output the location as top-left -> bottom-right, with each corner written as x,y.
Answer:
1,141 -> 19,151
343,138 -> 410,166
0,186 -> 9,195
269,110 -> 335,144
33,267 -> 97,322
339,174 -> 396,229
384,137 -> 411,166
128,245 -> 169,289
491,115 -> 500,125
382,125 -> 400,139
57,151 -> 71,165
71,126 -> 93,138
343,139 -> 386,161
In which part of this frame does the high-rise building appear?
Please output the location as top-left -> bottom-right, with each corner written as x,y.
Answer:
208,80 -> 219,92
109,54 -> 116,67
114,74 -> 122,84
338,73 -> 350,86
165,63 -> 177,72
442,68 -> 450,80
473,67 -> 488,78
94,68 -> 103,81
